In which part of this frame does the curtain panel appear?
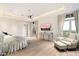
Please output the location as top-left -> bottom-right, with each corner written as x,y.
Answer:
57,14 -> 66,36
74,10 -> 79,33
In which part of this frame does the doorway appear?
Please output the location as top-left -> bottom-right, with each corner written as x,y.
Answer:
30,21 -> 38,38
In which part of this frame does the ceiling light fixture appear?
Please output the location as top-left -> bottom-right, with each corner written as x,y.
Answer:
27,9 -> 33,19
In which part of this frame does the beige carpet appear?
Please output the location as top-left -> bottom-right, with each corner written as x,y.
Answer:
9,39 -> 79,56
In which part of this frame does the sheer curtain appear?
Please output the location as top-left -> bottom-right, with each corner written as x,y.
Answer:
74,10 -> 79,33
57,14 -> 65,36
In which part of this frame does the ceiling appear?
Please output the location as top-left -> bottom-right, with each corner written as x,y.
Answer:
0,3 -> 79,21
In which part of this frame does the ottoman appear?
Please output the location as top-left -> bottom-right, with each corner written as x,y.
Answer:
54,41 -> 67,50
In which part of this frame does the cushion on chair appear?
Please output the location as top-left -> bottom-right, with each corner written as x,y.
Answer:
65,38 -> 75,42
69,33 -> 76,39
60,40 -> 71,45
56,37 -> 64,41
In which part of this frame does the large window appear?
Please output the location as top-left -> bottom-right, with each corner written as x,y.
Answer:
63,17 -> 76,32
63,13 -> 76,37
63,21 -> 69,31
71,20 -> 76,31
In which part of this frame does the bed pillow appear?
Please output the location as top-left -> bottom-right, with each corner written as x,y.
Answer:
2,32 -> 8,35
0,32 -> 4,42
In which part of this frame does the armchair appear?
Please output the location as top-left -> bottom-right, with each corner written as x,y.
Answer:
67,39 -> 78,49
54,33 -> 79,50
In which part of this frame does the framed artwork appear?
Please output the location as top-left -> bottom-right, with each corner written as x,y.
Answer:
40,23 -> 51,31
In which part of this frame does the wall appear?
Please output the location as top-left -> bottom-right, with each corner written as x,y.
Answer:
0,14 -> 58,38
37,15 -> 58,39
0,17 -> 28,37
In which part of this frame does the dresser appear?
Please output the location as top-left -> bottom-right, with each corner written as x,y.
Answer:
40,31 -> 53,41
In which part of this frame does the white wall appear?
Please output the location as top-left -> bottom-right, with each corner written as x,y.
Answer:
37,15 -> 58,39
0,14 -> 58,39
0,17 -> 28,37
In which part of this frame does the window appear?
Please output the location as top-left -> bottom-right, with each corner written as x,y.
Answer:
63,17 -> 76,32
63,21 -> 69,31
71,20 -> 76,31
66,13 -> 74,18
63,13 -> 76,37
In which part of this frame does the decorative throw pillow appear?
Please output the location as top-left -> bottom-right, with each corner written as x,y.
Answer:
69,33 -> 76,39
2,32 -> 8,35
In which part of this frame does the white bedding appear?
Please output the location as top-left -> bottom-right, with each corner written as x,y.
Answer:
0,35 -> 28,55
4,35 -> 15,42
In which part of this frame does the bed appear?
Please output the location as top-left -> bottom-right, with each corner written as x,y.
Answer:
0,32 -> 28,55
